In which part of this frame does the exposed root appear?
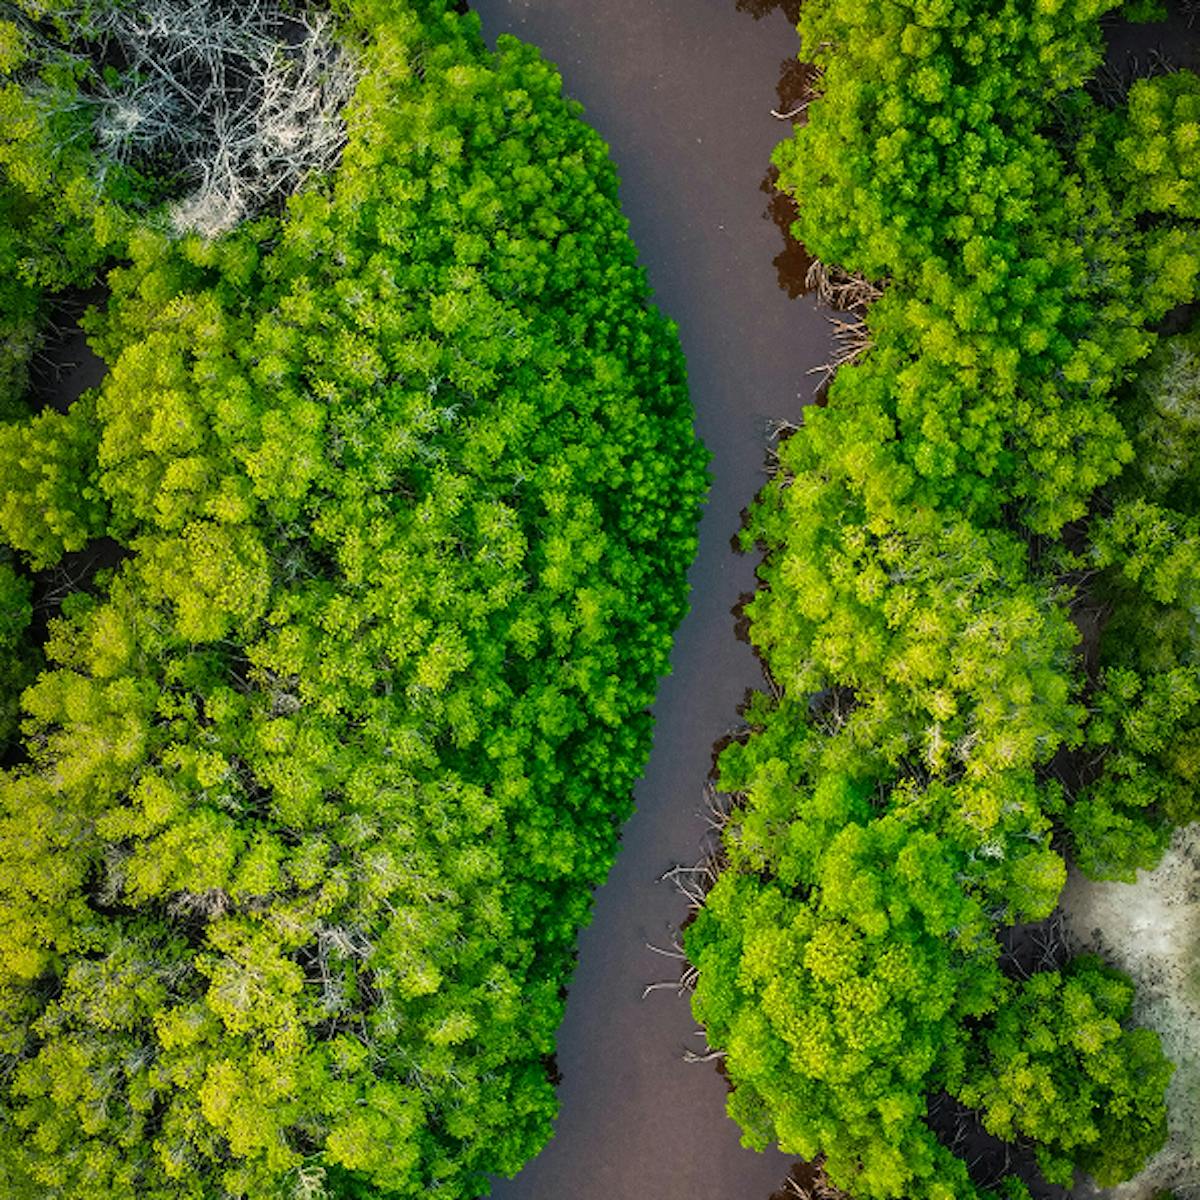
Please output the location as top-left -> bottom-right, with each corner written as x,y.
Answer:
641,934 -> 700,999
659,861 -> 720,910
804,259 -> 883,314
807,314 -> 873,391
641,963 -> 699,1000
681,1044 -> 725,1064
701,779 -> 736,835
770,59 -> 824,123
640,972 -> 698,1000
644,938 -> 688,961
775,1158 -> 853,1200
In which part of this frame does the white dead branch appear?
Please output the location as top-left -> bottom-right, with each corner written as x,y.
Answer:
701,779 -> 736,835
770,61 -> 824,121
289,1163 -> 328,1200
681,1044 -> 725,1064
641,935 -> 699,1000
771,101 -> 811,120
659,861 -> 719,910
25,0 -> 359,237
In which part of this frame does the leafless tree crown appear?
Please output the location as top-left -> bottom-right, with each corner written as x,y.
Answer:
18,0 -> 359,238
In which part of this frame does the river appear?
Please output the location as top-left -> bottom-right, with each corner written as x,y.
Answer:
468,3 -> 832,1198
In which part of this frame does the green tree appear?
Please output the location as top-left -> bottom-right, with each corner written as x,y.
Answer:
953,957 -> 1172,1188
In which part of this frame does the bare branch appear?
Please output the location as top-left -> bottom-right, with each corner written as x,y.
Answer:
30,0 -> 360,237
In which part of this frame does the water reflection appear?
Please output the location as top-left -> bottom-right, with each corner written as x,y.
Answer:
758,51 -> 824,299
774,56 -> 820,119
759,153 -> 876,406
760,166 -> 814,301
735,0 -> 801,24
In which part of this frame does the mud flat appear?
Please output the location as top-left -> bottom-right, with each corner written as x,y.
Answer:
1063,827 -> 1200,1200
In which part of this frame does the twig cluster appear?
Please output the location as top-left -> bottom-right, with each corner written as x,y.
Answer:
641,785 -> 738,1010
804,259 -> 883,314
781,1159 -> 852,1200
28,0 -> 359,237
1088,47 -> 1177,108
997,909 -> 1072,982
771,60 -> 825,121
640,934 -> 699,1000
288,1163 -> 328,1200
807,313 -> 873,390
311,923 -> 373,1016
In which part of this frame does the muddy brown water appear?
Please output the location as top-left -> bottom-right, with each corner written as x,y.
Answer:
468,2 -> 832,1198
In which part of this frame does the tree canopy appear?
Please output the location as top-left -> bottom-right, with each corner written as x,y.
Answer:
0,2 -> 706,1196
689,1 -> 1198,1196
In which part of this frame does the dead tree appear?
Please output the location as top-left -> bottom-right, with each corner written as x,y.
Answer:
13,0 -> 359,238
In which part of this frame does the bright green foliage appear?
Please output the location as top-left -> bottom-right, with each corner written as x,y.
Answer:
0,3 -> 705,1198
1116,328 -> 1200,518
1093,498 -> 1200,609
690,0 -> 1190,1194
743,458 -> 1083,782
690,690 -> 1079,1200
1066,510 -> 1200,878
0,395 -> 108,568
1061,331 -> 1200,879
772,0 -> 1199,532
1065,664 -> 1198,879
1119,0 -> 1169,20
689,865 -> 1000,1200
953,956 -> 1173,1188
1111,74 -> 1200,219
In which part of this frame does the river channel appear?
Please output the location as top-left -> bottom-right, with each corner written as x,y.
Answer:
469,2 -> 832,1197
